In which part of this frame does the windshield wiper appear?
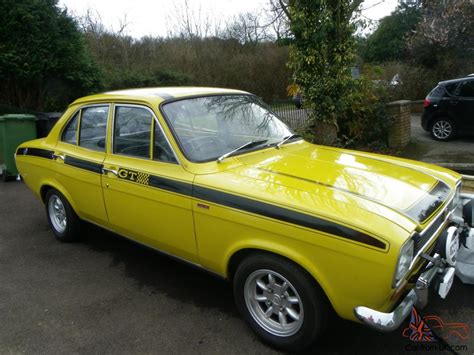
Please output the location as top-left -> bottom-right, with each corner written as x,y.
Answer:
276,134 -> 301,149
217,139 -> 268,163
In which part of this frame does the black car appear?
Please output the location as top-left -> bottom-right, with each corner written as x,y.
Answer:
422,76 -> 474,141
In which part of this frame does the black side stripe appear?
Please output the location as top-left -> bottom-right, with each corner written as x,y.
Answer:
15,146 -> 386,250
257,167 -> 451,225
148,175 -> 193,196
193,185 -> 387,250
64,156 -> 103,174
16,147 -> 54,159
116,168 -> 385,250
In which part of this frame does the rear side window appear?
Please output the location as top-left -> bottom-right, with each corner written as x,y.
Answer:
114,106 -> 152,158
79,106 -> 109,151
458,80 -> 474,97
61,106 -> 109,151
427,85 -> 445,98
428,84 -> 458,98
444,83 -> 458,96
61,112 -> 79,144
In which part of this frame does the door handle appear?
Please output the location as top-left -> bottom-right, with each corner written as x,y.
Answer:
52,153 -> 65,161
102,167 -> 118,176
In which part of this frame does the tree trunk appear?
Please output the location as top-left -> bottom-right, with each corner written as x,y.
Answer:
312,121 -> 338,145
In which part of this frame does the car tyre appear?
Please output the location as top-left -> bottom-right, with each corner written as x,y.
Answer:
45,189 -> 81,242
430,117 -> 456,141
233,253 -> 327,352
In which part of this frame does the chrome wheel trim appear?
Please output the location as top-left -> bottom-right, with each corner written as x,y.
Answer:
244,269 -> 304,337
48,195 -> 67,233
432,120 -> 452,139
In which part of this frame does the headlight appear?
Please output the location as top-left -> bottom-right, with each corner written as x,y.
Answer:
393,239 -> 414,286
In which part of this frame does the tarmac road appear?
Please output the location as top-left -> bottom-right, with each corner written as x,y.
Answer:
1,181 -> 473,354
402,115 -> 474,170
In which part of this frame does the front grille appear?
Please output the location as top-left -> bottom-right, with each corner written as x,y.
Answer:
412,211 -> 446,253
404,182 -> 460,285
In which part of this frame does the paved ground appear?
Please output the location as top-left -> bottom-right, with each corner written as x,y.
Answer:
402,116 -> 474,171
1,182 -> 473,354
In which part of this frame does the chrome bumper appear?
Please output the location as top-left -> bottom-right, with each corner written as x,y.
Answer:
354,261 -> 449,332
354,191 -> 474,332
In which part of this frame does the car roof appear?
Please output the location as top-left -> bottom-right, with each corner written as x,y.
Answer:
70,87 -> 250,107
439,76 -> 474,86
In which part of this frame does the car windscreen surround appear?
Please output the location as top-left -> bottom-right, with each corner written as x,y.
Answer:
159,94 -> 295,163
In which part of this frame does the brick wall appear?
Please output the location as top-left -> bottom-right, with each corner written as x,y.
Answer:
387,100 -> 411,149
410,100 -> 424,114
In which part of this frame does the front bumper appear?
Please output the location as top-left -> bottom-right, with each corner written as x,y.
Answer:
354,256 -> 454,332
355,192 -> 474,332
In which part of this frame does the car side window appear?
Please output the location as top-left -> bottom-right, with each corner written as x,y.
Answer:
114,106 -> 152,158
79,106 -> 109,151
444,83 -> 458,96
458,80 -> 474,98
61,112 -> 79,144
154,122 -> 177,163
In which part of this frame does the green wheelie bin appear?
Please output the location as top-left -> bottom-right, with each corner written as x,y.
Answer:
0,114 -> 37,181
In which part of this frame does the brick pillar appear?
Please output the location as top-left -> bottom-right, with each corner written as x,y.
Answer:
387,100 -> 411,149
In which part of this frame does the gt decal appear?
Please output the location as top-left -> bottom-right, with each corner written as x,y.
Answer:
136,172 -> 150,185
118,168 -> 150,186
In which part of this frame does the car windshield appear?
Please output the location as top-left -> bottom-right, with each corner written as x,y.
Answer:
162,95 -> 295,162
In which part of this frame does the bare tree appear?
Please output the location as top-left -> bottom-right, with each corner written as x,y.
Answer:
165,0 -> 222,39
225,12 -> 270,44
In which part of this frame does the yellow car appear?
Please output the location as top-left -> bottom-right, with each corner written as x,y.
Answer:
15,87 -> 474,351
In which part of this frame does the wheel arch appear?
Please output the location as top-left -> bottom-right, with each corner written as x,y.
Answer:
427,111 -> 459,129
39,181 -> 80,216
226,246 -> 336,312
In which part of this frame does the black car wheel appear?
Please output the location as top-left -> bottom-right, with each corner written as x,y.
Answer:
45,189 -> 81,242
430,117 -> 456,141
233,253 -> 328,352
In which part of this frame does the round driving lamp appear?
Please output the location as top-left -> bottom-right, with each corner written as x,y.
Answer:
439,226 -> 460,266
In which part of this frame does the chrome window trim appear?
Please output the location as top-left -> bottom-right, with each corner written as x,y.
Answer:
60,103 -> 111,150
111,103 -> 180,165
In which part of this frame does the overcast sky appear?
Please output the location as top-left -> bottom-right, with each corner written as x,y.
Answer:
59,0 -> 398,38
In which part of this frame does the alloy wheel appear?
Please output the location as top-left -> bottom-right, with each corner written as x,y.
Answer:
432,120 -> 453,140
244,269 -> 304,337
48,195 -> 67,233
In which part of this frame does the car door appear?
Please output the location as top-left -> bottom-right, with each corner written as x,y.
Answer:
101,104 -> 198,263
53,104 -> 110,225
454,79 -> 474,132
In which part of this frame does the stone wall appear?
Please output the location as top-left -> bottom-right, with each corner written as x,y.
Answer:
387,100 -> 411,149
